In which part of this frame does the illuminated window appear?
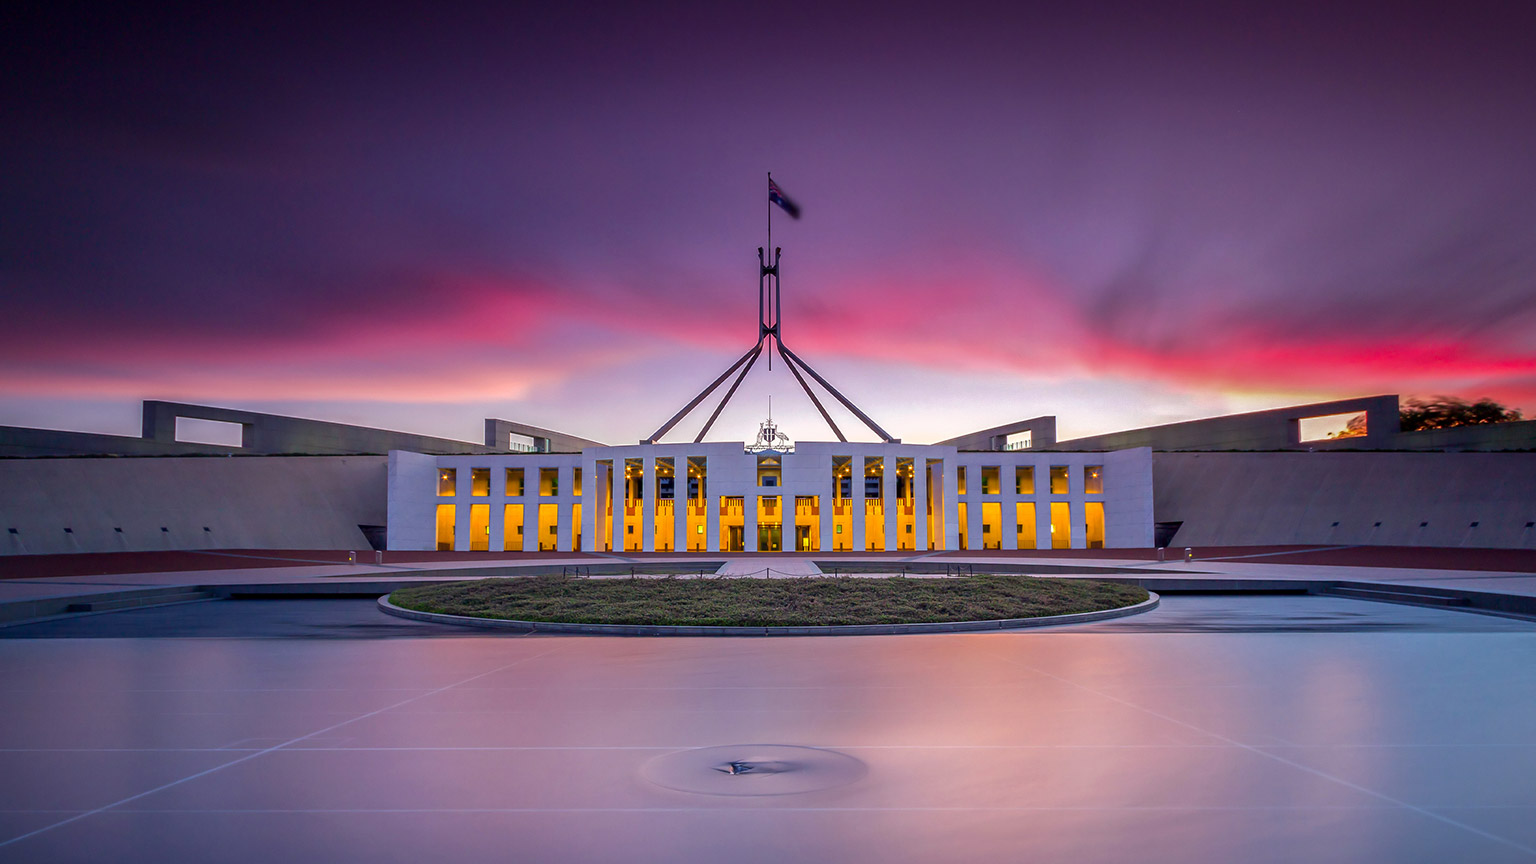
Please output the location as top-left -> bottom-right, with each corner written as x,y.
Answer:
957,466 -> 967,495
538,503 -> 558,551
864,456 -> 883,499
1050,466 -> 1069,494
470,468 -> 490,497
540,468 -> 559,497
1085,466 -> 1103,495
503,504 -> 524,551
981,502 -> 1001,550
757,456 -> 781,487
437,468 -> 456,497
719,496 -> 745,552
795,496 -> 820,551
1050,502 -> 1071,548
758,496 -> 782,551
468,504 -> 490,551
505,468 -> 524,496
981,467 -> 999,495
1016,502 -> 1036,548
957,502 -> 968,549
1016,466 -> 1034,495
1085,502 -> 1105,549
573,468 -> 583,496
435,504 -> 456,551
571,503 -> 581,551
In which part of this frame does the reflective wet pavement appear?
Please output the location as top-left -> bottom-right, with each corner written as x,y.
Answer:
2,597 -> 1534,862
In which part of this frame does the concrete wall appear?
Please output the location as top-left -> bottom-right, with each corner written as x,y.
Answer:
1050,395 -> 1401,452
0,456 -> 387,555
1154,452 -> 1536,549
938,416 -> 1056,451
141,401 -> 500,455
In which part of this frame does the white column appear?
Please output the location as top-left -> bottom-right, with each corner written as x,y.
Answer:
914,458 -> 929,552
852,455 -> 867,552
642,456 -> 656,553
883,454 -> 898,551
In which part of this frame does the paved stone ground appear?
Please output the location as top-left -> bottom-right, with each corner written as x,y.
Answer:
1,596 -> 1534,863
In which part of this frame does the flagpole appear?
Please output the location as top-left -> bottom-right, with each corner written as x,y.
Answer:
766,171 -> 773,369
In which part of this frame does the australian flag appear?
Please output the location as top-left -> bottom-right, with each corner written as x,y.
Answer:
768,178 -> 801,219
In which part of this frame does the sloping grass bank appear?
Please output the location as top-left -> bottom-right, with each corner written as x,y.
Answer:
388,574 -> 1148,627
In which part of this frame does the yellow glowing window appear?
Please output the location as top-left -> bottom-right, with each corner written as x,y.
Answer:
1085,501 -> 1105,549
437,469 -> 456,497
435,504 -> 456,551
981,467 -> 999,495
470,468 -> 490,497
503,504 -> 524,551
468,504 -> 490,551
573,468 -> 583,496
1085,466 -> 1103,495
1050,467 -> 1069,494
1050,502 -> 1071,548
505,468 -> 524,496
1016,502 -> 1037,548
956,467 -> 967,495
1016,466 -> 1034,495
540,468 -> 559,496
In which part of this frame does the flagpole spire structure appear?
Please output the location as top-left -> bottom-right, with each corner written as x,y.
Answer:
642,176 -> 897,446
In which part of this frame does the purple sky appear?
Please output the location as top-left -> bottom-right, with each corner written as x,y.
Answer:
3,2 -> 1534,446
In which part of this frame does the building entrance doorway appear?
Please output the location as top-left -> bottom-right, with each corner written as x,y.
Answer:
758,525 -> 782,552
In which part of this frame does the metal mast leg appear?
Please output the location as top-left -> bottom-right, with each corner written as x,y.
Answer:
777,340 -> 845,442
779,343 -> 897,443
694,345 -> 762,443
643,342 -> 762,444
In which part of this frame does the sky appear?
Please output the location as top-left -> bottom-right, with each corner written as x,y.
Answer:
3,1 -> 1534,447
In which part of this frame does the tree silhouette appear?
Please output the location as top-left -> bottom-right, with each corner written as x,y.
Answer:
1399,396 -> 1522,432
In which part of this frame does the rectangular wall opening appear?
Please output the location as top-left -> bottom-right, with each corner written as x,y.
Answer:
1004,430 -> 1032,450
957,502 -> 968,550
503,504 -> 524,551
595,460 -> 613,552
981,501 -> 1001,550
687,457 -> 708,551
654,458 -> 674,552
505,468 -> 524,496
623,458 -> 643,552
864,457 -> 885,550
981,466 -> 1000,495
1298,411 -> 1368,442
435,504 -> 456,551
174,417 -> 243,447
1050,466 -> 1069,494
468,503 -> 490,551
1016,466 -> 1034,495
508,432 -> 537,452
571,503 -> 581,551
719,496 -> 745,552
538,503 -> 558,551
758,495 -> 782,552
540,468 -> 559,496
470,468 -> 490,497
832,456 -> 853,551
1016,502 -> 1037,549
926,459 -> 945,550
437,468 -> 456,497
795,496 -> 820,551
1085,501 -> 1105,549
1085,466 -> 1103,494
1050,502 -> 1071,548
757,456 -> 781,487
896,456 -> 916,551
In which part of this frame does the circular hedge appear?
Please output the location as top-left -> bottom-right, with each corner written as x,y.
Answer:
387,574 -> 1149,628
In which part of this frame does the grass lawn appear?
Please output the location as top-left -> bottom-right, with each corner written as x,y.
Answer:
388,574 -> 1149,627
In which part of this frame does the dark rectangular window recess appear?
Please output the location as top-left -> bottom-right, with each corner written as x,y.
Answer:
1330,521 -> 1340,527
160,527 -> 169,533
7,528 -> 17,534
1373,522 -> 1382,527
202,527 -> 211,532
114,527 -> 123,533
63,527 -> 72,534
1469,522 -> 1479,528
1526,522 -> 1535,528
1419,521 -> 1429,527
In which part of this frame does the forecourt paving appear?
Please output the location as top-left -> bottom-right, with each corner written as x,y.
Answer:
0,591 -> 1534,863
